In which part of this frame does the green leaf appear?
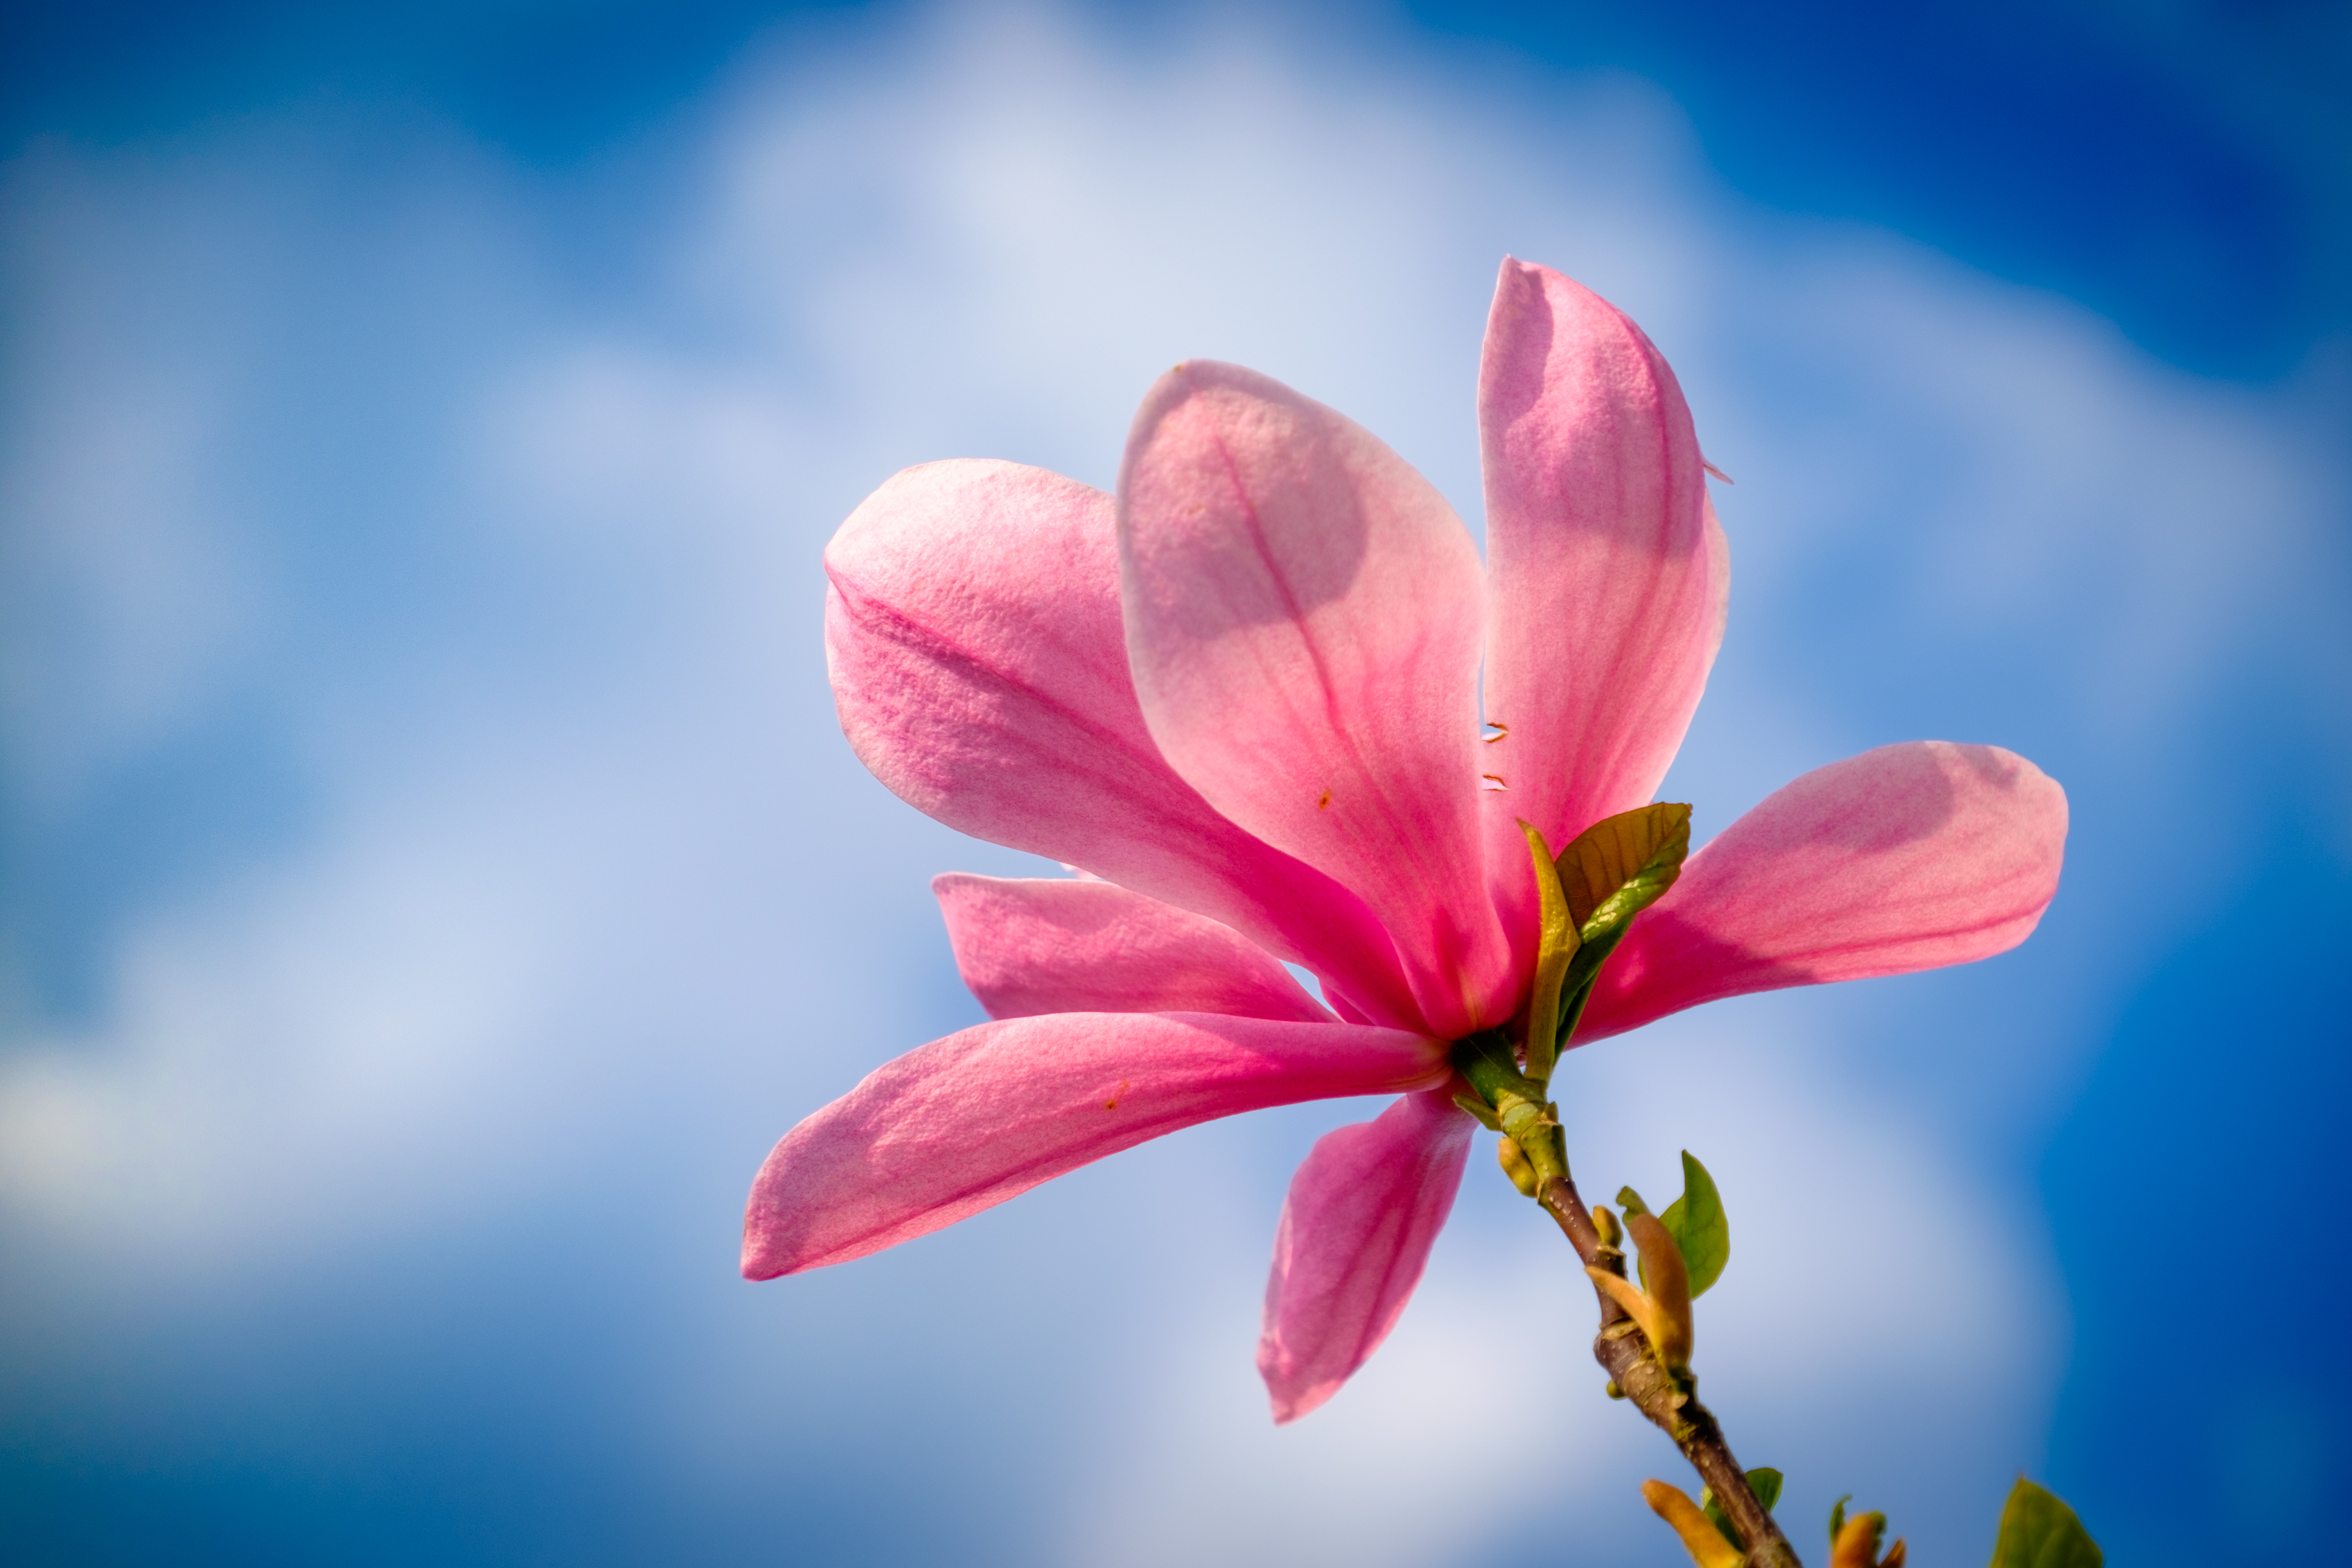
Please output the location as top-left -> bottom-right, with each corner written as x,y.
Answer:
1555,802 -> 1693,931
1701,1469 -> 1784,1548
1828,1495 -> 1851,1548
1658,1151 -> 1730,1298
1987,1478 -> 2102,1568
1552,804 -> 1692,1047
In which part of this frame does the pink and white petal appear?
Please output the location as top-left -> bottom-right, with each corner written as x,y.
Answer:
1117,363 -> 1511,1038
1575,742 -> 2069,1041
743,1012 -> 1448,1278
934,874 -> 1330,1023
1257,1089 -> 1474,1423
1478,260 -> 1728,975
826,459 -> 1420,1029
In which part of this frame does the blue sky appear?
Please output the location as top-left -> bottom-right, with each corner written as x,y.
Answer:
3,3 -> 2347,1565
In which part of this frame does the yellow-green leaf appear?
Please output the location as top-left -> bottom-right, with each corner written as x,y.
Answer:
1517,819 -> 1578,1085
1987,1479 -> 2102,1568
1552,803 -> 1692,1047
1556,802 -> 1693,933
1659,1151 -> 1730,1298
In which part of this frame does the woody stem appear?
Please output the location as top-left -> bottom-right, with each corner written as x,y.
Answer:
1537,1169 -> 1802,1568
1453,1031 -> 1799,1568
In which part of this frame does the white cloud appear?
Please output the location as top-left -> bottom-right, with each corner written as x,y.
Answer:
0,315 -> 260,814
1,0 -> 2341,1556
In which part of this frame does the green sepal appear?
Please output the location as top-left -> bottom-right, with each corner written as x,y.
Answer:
1700,1468 -> 1783,1550
1454,1031 -> 1535,1111
1451,1093 -> 1503,1132
1659,1150 -> 1730,1298
1551,803 -> 1693,1049
1516,820 -> 1578,1085
1449,1031 -> 1567,1192
1987,1478 -> 2102,1568
1829,1495 -> 1852,1547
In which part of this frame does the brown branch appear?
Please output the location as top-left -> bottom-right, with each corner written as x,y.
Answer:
1538,1173 -> 1803,1568
1450,1030 -> 1799,1565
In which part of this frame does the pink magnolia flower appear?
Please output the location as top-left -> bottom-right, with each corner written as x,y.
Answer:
743,258 -> 2068,1422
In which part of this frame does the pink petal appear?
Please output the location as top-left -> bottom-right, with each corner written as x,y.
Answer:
825,459 -> 1420,1028
743,1012 -> 1448,1278
1256,1089 -> 1473,1423
1576,742 -> 2069,1040
933,874 -> 1330,1023
1117,363 -> 1510,1038
1477,260 -> 1728,980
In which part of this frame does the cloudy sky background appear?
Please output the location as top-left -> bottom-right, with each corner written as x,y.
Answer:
4,2 -> 2348,1563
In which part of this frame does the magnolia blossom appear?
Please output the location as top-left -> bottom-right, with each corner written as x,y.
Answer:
743,258 -> 2068,1422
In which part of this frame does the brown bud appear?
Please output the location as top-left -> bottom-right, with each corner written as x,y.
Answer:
1588,1211 -> 1693,1368
1831,1510 -> 1906,1568
1640,1480 -> 1743,1568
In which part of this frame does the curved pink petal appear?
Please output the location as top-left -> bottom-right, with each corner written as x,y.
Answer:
934,874 -> 1330,1023
1116,362 -> 1510,1038
743,1012 -> 1448,1278
825,459 -> 1420,1028
1478,259 -> 1728,981
1575,742 -> 2069,1041
1256,1089 -> 1473,1423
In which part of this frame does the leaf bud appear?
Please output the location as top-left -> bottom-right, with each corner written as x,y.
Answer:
1588,1211 -> 1694,1368
1830,1509 -> 1907,1568
1639,1480 -> 1744,1568
1496,1135 -> 1540,1197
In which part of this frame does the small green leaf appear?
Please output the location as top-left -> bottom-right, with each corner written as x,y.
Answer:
1552,803 -> 1692,1047
1658,1150 -> 1731,1297
1828,1495 -> 1851,1548
1700,1469 -> 1783,1548
1987,1478 -> 2102,1568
